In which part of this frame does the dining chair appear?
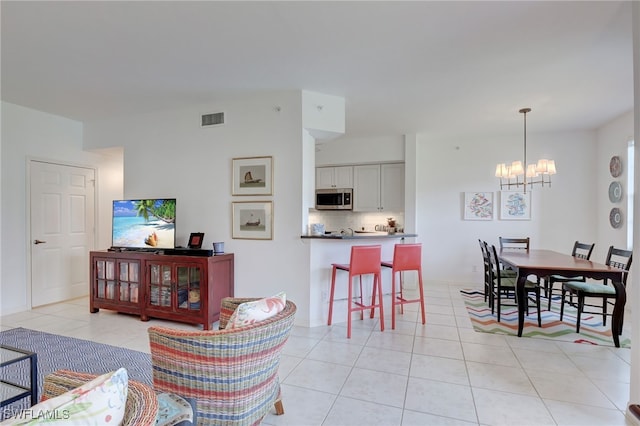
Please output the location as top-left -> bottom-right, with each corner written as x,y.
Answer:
327,244 -> 384,338
479,239 -> 514,309
560,246 -> 632,333
381,243 -> 425,329
543,241 -> 594,310
487,242 -> 541,325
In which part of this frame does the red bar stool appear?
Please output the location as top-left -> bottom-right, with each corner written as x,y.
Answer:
327,245 -> 384,338
381,243 -> 425,329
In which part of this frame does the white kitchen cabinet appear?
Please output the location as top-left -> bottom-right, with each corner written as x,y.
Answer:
353,163 -> 404,212
381,163 -> 405,211
316,166 -> 353,189
353,164 -> 380,211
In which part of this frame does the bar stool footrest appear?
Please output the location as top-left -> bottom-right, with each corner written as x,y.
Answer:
352,302 -> 381,311
396,297 -> 421,304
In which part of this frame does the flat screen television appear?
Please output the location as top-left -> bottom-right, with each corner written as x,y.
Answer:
111,199 -> 176,250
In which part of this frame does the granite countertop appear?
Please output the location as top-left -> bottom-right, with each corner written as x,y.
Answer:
301,232 -> 418,239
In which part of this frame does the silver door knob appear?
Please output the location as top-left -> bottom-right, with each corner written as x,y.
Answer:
34,239 -> 47,244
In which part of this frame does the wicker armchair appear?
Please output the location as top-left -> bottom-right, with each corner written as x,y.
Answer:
148,298 -> 297,426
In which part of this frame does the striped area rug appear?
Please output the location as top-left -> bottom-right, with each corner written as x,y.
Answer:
460,289 -> 631,348
0,327 -> 152,416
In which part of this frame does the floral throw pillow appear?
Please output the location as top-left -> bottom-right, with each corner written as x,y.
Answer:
2,368 -> 128,425
227,292 -> 286,329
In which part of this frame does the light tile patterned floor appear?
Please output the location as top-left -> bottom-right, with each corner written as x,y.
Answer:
0,282 -> 634,425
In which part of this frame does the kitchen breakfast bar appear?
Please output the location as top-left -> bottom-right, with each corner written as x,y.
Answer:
301,232 -> 418,327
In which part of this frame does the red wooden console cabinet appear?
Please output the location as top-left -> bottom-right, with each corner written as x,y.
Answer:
89,250 -> 234,330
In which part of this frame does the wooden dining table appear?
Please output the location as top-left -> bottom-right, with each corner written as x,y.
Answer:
498,249 -> 627,347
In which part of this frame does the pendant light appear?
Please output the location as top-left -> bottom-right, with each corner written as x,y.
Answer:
495,108 -> 556,193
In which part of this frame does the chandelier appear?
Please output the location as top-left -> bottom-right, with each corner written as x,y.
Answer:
495,108 -> 556,193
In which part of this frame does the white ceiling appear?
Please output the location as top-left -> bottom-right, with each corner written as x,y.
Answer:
1,1 -> 634,139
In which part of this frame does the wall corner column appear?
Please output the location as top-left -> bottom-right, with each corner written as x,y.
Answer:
629,0 -> 640,420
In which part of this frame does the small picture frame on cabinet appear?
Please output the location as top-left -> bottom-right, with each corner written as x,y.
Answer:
188,232 -> 205,249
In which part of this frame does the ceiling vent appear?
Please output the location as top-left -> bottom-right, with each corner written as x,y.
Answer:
201,112 -> 225,128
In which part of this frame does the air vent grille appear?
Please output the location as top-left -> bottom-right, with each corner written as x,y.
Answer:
201,112 -> 225,127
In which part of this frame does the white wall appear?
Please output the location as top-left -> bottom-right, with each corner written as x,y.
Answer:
92,147 -> 124,250
83,91 -> 317,324
0,102 -> 122,315
596,111 -> 635,260
412,129 -> 598,284
302,91 -> 345,139
0,104 -> 2,318
315,135 -> 404,166
628,1 -> 640,412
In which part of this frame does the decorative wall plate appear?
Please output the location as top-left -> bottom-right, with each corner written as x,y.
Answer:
610,156 -> 622,177
608,181 -> 623,203
609,207 -> 623,229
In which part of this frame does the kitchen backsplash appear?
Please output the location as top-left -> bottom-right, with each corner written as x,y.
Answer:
308,210 -> 405,234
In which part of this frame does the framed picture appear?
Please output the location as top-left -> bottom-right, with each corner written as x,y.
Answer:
188,232 -> 204,249
232,201 -> 273,240
232,156 -> 273,196
500,191 -> 531,220
463,192 -> 493,220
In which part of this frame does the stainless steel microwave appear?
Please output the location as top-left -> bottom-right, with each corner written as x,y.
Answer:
315,188 -> 353,210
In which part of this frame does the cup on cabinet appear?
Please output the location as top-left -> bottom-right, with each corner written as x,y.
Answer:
213,242 -> 225,254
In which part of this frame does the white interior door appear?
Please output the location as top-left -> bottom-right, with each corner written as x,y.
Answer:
30,160 -> 95,307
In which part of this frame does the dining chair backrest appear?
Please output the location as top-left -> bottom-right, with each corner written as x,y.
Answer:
499,237 -> 530,250
486,243 -> 501,280
605,246 -> 633,285
479,240 -> 493,304
479,239 -> 490,269
572,241 -> 595,260
478,239 -> 487,261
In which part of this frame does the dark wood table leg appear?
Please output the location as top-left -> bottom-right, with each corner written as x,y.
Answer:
30,353 -> 38,405
516,271 -> 527,337
611,280 -> 626,348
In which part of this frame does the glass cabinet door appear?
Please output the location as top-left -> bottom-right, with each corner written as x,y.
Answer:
118,260 -> 140,303
147,261 -> 203,312
95,259 -> 117,300
148,263 -> 172,308
176,265 -> 201,311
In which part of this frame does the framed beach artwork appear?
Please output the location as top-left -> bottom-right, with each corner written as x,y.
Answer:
463,192 -> 493,220
500,191 -> 531,220
232,156 -> 273,196
232,201 -> 273,240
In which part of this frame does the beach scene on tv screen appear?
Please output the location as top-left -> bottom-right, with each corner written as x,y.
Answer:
113,199 -> 176,249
